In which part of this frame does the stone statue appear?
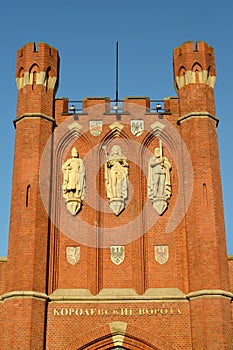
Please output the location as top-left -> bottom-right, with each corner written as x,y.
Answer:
148,145 -> 172,215
104,145 -> 128,215
62,147 -> 85,215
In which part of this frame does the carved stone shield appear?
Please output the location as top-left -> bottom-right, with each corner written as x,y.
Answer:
154,245 -> 169,265
110,246 -> 125,265
130,120 -> 144,137
66,246 -> 80,265
89,120 -> 103,136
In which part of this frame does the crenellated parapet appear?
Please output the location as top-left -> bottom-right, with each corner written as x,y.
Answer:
15,42 -> 59,119
173,41 -> 216,116
16,42 -> 58,90
173,41 -> 216,91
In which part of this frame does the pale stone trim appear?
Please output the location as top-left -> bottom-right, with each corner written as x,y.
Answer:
36,71 -> 46,85
2,288 -> 231,303
14,113 -> 55,126
49,288 -> 186,303
124,96 -> 149,99
164,96 -> 179,101
83,96 -> 110,100
0,257 -> 7,262
109,122 -> 124,130
177,112 -> 219,125
109,122 -> 124,136
16,72 -> 57,90
175,70 -> 216,89
150,121 -> 165,133
109,122 -> 124,135
186,289 -> 233,300
109,321 -> 127,347
47,77 -> 57,90
1,290 -> 48,301
68,121 -> 83,132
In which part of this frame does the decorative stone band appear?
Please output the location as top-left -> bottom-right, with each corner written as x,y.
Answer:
49,288 -> 187,303
175,70 -> 216,89
186,289 -> 233,300
1,290 -> 48,302
1,288 -> 232,303
16,71 -> 57,90
177,112 -> 219,126
0,257 -> 7,262
13,113 -> 56,126
109,122 -> 124,136
49,288 -> 233,303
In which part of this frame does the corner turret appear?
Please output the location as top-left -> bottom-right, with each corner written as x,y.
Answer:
173,41 -> 216,116
15,42 -> 59,119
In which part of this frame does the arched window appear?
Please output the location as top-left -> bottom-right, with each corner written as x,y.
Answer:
192,62 -> 202,83
18,67 -> 24,78
29,63 -> 39,90
179,66 -> 186,77
45,66 -> 51,92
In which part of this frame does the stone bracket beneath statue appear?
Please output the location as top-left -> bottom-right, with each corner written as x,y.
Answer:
65,198 -> 82,216
109,198 -> 125,216
151,197 -> 168,215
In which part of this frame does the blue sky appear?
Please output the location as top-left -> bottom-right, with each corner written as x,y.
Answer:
0,0 -> 233,256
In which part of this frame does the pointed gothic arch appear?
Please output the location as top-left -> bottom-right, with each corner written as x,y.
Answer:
76,332 -> 162,350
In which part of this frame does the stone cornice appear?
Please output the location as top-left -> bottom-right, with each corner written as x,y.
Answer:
1,288 -> 232,303
13,113 -> 55,126
49,288 -> 187,303
186,289 -> 233,300
177,112 -> 219,126
0,257 -> 7,262
1,290 -> 48,301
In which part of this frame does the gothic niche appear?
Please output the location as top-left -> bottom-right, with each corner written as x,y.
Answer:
104,145 -> 129,216
62,147 -> 86,215
148,144 -> 172,215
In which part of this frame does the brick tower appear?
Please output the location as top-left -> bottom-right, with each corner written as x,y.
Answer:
173,41 -> 233,349
0,41 -> 232,350
2,43 -> 59,349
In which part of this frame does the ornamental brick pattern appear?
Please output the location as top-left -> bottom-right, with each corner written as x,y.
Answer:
0,41 -> 232,350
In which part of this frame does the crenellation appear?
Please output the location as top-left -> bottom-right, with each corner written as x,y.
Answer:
196,41 -> 214,56
174,41 -> 194,57
37,42 -> 58,58
16,42 -> 59,77
174,41 -> 214,58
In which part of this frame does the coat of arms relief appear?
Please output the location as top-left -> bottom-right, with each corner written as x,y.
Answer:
110,246 -> 125,265
66,246 -> 80,265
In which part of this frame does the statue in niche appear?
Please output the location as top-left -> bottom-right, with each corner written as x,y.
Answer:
62,147 -> 86,215
104,145 -> 128,215
148,143 -> 172,215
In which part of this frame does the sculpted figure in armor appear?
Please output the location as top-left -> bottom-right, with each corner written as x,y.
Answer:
148,147 -> 171,201
105,145 -> 128,200
62,147 -> 86,201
